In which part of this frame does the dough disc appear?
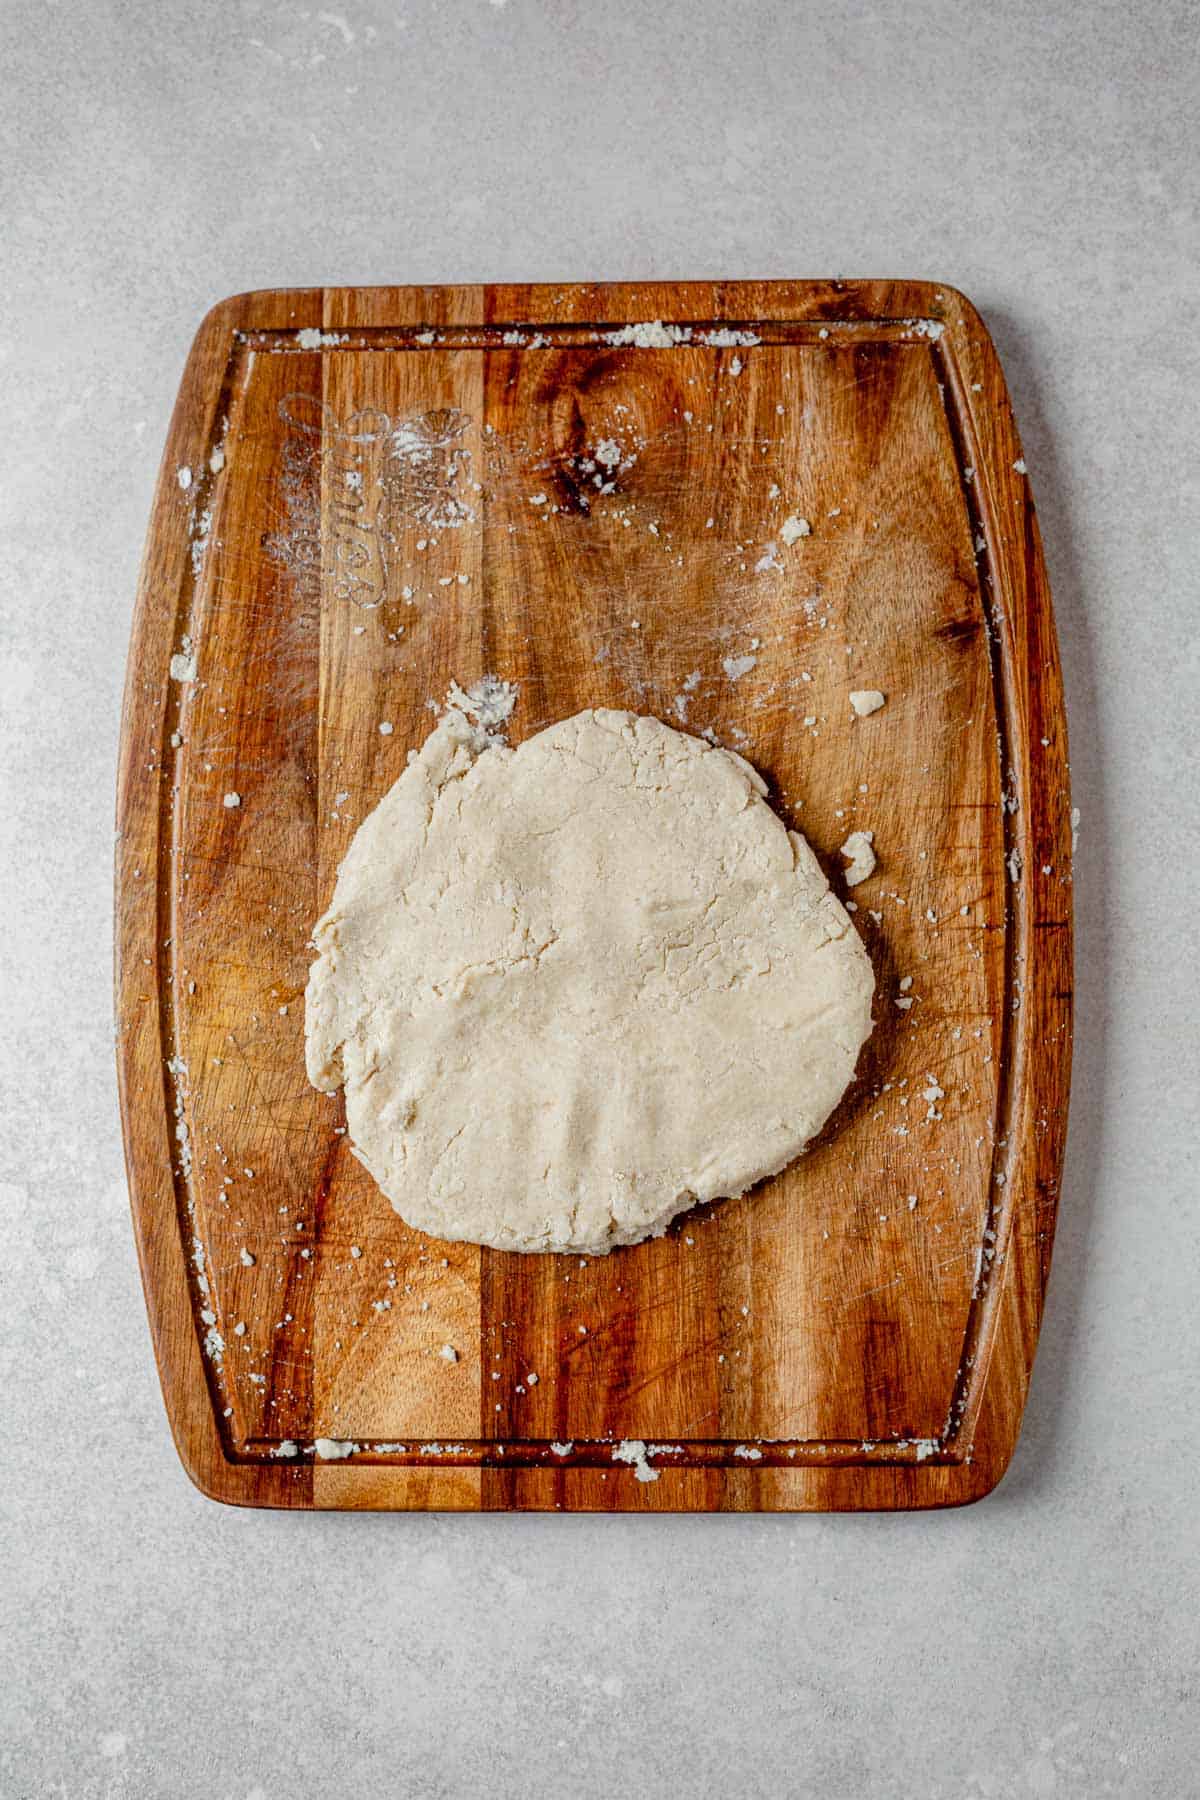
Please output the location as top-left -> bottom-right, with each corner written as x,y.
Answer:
306,707 -> 874,1254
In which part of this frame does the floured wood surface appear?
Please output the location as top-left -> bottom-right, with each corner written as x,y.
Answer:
115,281 -> 1072,1509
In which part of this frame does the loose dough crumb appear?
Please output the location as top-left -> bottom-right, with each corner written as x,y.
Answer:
445,674 -> 518,734
849,690 -> 886,717
605,321 -> 692,348
840,830 -> 877,887
612,1440 -> 660,1482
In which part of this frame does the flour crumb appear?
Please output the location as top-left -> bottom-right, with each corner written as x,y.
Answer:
612,1439 -> 660,1482
273,1440 -> 299,1458
223,791 -> 241,809
378,721 -> 393,735
781,514 -> 811,545
312,1438 -> 357,1460
722,654 -> 757,681
605,321 -> 692,348
296,327 -> 345,349
439,1343 -> 459,1363
849,689 -> 886,717
239,1247 -> 255,1266
446,674 -> 518,734
673,669 -> 702,722
176,465 -> 192,491
550,1441 -> 574,1457
841,829 -> 877,887
169,650 -> 197,683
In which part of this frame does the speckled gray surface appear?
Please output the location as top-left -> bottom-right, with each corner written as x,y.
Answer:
2,2 -> 1198,1795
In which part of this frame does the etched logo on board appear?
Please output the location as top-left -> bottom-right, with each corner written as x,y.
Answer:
265,398 -> 476,609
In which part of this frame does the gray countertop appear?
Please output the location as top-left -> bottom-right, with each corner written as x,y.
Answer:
3,2 -> 1197,1795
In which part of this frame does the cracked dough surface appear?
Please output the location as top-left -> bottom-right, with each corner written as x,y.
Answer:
305,707 -> 875,1254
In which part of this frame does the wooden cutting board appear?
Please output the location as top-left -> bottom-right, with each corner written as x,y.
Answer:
115,281 -> 1072,1510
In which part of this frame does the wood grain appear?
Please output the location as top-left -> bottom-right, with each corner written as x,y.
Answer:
115,281 -> 1073,1509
